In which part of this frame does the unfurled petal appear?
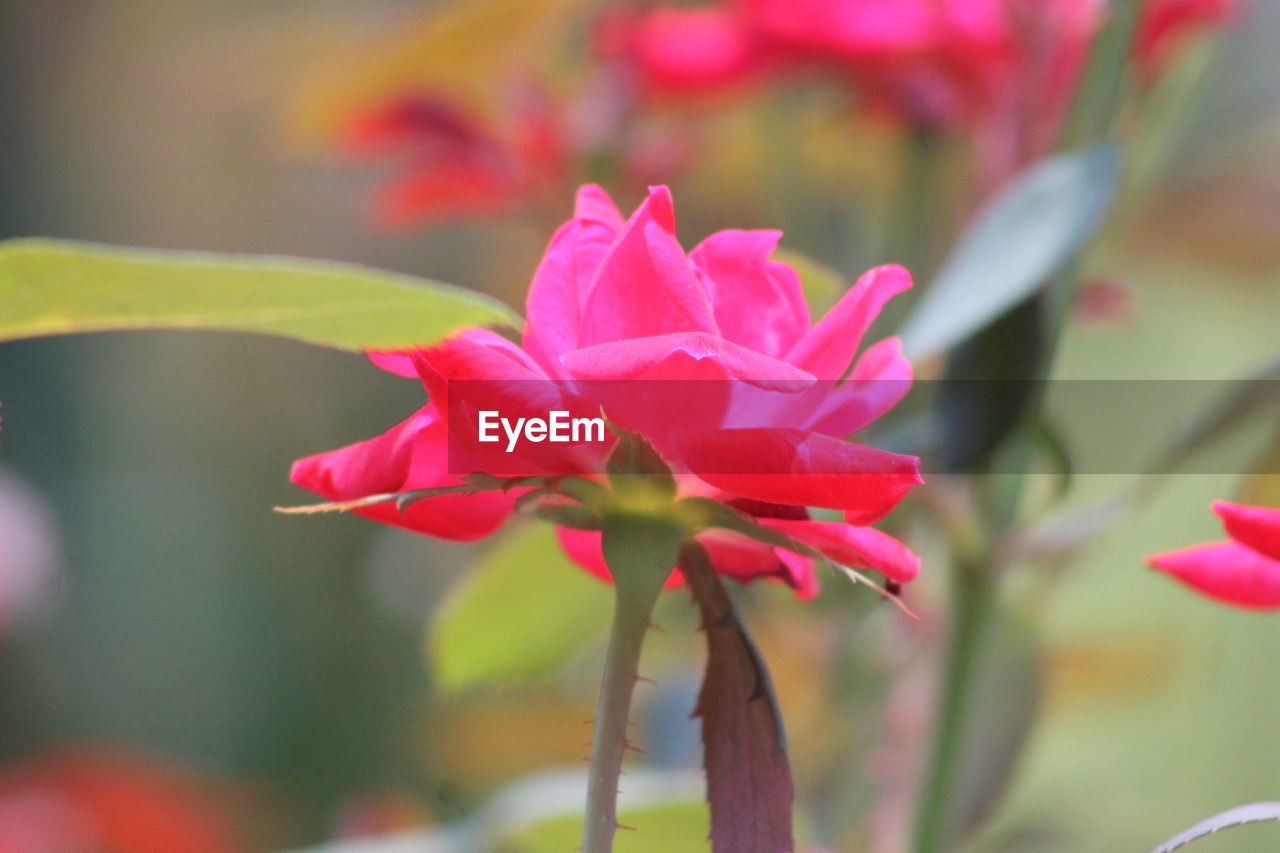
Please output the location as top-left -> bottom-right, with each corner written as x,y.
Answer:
673,427 -> 922,523
801,336 -> 913,437
577,187 -> 718,346
785,265 -> 912,379
1214,501 -> 1280,563
290,407 -> 513,541
523,185 -> 626,371
690,229 -> 810,357
1148,541 -> 1280,610
762,518 -> 920,582
367,350 -> 420,378
417,330 -> 604,478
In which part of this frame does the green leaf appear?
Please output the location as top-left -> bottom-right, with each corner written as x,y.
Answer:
899,145 -> 1121,362
0,238 -> 519,350
429,524 -> 612,691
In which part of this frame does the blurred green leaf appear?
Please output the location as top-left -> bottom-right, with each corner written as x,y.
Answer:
1151,355 -> 1280,475
0,238 -> 518,350
430,524 -> 611,691
773,248 -> 841,316
1149,802 -> 1280,853
899,145 -> 1121,362
945,605 -> 1042,845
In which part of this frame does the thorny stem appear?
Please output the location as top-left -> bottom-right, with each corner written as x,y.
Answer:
581,516 -> 683,853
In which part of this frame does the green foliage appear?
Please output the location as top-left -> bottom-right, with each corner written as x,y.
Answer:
0,238 -> 519,351
429,524 -> 612,691
899,145 -> 1121,362
500,801 -> 710,853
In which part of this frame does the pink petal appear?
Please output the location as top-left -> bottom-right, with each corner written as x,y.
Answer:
775,549 -> 820,599
577,187 -> 719,346
523,186 -> 626,372
560,332 -> 816,442
762,519 -> 920,582
1214,501 -> 1280,563
573,183 -> 626,229
367,350 -> 420,378
561,331 -> 815,385
417,330 -> 604,478
1148,541 -> 1280,610
673,427 -> 923,523
785,265 -> 912,379
290,407 -> 513,541
802,337 -> 913,436
689,229 -> 810,357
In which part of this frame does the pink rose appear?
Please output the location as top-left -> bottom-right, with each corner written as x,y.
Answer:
291,185 -> 923,597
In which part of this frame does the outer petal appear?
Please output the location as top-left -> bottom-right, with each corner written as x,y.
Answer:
523,185 -> 626,372
416,329 -> 604,478
801,336 -> 913,437
762,518 -> 920,582
689,229 -> 810,358
673,427 -> 923,524
577,187 -> 719,346
1148,541 -> 1280,610
1214,501 -> 1280,563
367,350 -> 420,378
785,265 -> 912,379
290,407 -> 513,541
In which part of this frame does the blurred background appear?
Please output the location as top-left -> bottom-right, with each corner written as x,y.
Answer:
2,1 -> 1279,851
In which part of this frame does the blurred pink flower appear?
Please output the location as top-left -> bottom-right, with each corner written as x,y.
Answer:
1148,501 -> 1280,609
291,185 -> 923,597
603,0 -> 1240,181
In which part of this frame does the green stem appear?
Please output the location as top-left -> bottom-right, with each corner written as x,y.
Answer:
912,560 -> 994,853
581,515 -> 684,853
582,581 -> 663,852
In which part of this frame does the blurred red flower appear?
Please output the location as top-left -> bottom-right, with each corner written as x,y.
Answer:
343,91 -> 566,230
1148,501 -> 1280,609
291,185 -> 923,597
0,752 -> 242,853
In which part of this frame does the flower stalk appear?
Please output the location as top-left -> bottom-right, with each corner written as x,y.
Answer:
581,514 -> 685,853
912,556 -> 995,853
